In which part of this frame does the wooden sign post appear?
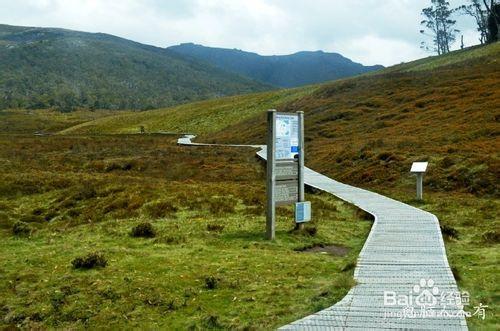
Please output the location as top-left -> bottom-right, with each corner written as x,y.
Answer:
266,110 -> 308,240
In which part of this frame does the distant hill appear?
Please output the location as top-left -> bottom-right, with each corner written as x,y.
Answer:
0,24 -> 270,111
168,43 -> 384,88
64,42 -> 500,196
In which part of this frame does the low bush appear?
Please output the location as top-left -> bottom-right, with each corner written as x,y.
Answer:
440,225 -> 459,240
12,221 -> 32,236
72,252 -> 108,269
204,276 -> 219,290
131,222 -> 156,238
206,224 -> 225,232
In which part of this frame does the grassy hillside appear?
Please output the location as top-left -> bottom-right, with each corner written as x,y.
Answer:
168,43 -> 383,87
65,42 -> 500,197
60,87 -> 317,135
0,24 -> 270,111
208,43 -> 500,197
59,43 -> 500,329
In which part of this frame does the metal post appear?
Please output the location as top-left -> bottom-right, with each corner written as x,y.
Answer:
297,111 -> 305,230
266,110 -> 276,240
416,173 -> 423,200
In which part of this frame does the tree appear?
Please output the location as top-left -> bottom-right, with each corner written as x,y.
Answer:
458,0 -> 489,44
483,0 -> 500,42
420,0 -> 460,55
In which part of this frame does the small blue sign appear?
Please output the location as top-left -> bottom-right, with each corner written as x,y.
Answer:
291,146 -> 298,153
295,201 -> 311,223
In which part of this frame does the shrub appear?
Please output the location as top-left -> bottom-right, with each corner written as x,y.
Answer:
72,252 -> 107,269
441,225 -> 459,240
204,276 -> 219,290
12,221 -> 31,236
206,224 -> 225,232
131,222 -> 156,238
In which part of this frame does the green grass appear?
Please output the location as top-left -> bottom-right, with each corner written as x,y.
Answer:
385,41 -> 500,72
60,86 -> 316,135
0,195 -> 369,329
0,134 -> 371,329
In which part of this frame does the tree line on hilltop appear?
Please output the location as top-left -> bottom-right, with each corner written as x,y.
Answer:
420,0 -> 500,55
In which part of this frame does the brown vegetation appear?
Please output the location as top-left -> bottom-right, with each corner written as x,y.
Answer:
205,50 -> 499,197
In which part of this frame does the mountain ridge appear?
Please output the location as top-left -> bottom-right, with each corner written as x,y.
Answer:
0,24 -> 271,111
168,43 -> 384,87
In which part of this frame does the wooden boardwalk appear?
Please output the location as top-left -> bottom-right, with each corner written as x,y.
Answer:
179,136 -> 468,330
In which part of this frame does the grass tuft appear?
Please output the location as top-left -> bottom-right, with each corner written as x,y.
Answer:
204,276 -> 219,290
206,223 -> 225,232
441,224 -> 459,240
71,252 -> 108,269
12,221 -> 32,237
131,222 -> 156,238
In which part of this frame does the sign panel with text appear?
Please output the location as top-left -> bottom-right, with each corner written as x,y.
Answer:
275,114 -> 299,160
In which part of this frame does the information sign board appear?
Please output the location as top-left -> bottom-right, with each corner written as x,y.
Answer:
275,180 -> 299,206
275,161 -> 298,180
275,114 -> 299,160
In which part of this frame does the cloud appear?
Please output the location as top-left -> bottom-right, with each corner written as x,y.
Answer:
0,0 -> 480,66
331,35 -> 428,66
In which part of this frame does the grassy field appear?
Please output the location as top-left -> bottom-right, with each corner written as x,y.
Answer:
0,109 -> 127,134
60,87 -> 317,136
54,42 -> 500,329
0,133 -> 371,329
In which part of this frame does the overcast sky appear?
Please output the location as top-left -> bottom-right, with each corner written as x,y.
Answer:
1,0 -> 480,66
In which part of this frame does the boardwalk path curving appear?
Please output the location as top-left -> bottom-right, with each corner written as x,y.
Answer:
178,135 -> 468,330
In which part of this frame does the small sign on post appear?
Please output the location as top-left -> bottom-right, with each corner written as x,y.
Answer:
266,110 -> 310,240
410,162 -> 428,200
295,201 -> 311,223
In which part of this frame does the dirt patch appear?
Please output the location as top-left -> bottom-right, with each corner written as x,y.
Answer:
295,244 -> 350,257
